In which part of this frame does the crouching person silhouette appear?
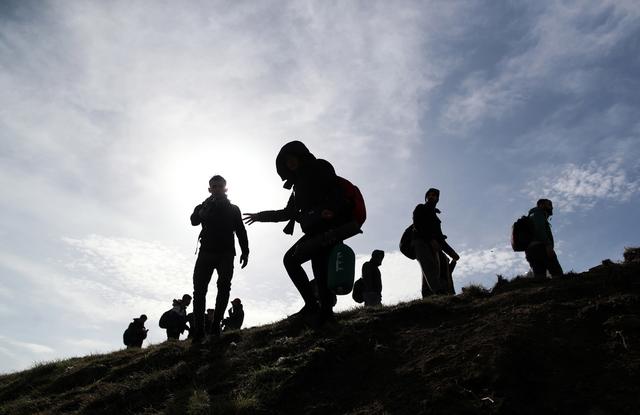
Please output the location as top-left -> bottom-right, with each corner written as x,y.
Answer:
222,298 -> 244,332
190,175 -> 249,343
159,294 -> 192,340
123,314 -> 148,348
244,141 -> 351,326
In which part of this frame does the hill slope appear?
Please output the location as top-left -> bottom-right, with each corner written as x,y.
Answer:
1,258 -> 640,415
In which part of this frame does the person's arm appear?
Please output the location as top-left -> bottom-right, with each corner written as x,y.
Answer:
190,204 -> 203,226
234,206 -> 249,268
244,194 -> 296,224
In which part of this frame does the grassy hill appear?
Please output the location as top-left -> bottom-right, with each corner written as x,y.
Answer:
1,252 -> 640,415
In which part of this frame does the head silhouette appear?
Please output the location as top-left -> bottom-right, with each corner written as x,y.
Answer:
209,175 -> 227,197
372,249 -> 385,265
537,198 -> 553,217
425,188 -> 440,205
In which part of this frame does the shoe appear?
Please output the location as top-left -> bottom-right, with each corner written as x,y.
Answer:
289,302 -> 319,319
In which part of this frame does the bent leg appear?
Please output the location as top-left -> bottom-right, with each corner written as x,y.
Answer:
283,236 -> 318,307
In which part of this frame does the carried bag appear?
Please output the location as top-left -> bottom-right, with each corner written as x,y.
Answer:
400,225 -> 416,260
122,326 -> 133,346
159,310 -> 173,329
337,177 -> 367,226
352,278 -> 365,303
511,215 -> 534,252
328,242 -> 356,295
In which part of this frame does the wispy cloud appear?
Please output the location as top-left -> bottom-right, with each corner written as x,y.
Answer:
528,160 -> 639,212
441,0 -> 640,132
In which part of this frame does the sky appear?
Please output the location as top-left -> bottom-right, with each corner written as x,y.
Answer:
1,0 -> 639,373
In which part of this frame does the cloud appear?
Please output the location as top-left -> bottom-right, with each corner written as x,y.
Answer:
62,234 -> 194,301
0,335 -> 56,373
0,336 -> 55,355
527,160 -> 639,212
441,0 -> 640,132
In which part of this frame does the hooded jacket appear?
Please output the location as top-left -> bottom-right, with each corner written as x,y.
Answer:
259,141 -> 349,235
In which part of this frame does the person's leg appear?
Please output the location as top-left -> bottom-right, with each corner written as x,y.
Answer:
413,238 -> 444,294
439,252 -> 454,294
311,244 -> 335,315
283,235 -> 319,309
212,254 -> 235,334
547,250 -> 564,277
192,252 -> 215,340
525,245 -> 547,279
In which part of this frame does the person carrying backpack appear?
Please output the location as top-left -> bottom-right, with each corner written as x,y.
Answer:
190,175 -> 249,342
362,250 -> 384,306
525,199 -> 563,279
160,294 -> 192,340
123,314 -> 148,348
244,141 -> 356,326
412,188 -> 460,296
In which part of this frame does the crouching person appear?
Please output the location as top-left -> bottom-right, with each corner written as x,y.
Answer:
123,314 -> 148,348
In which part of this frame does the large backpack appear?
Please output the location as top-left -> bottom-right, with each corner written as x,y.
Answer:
511,215 -> 534,252
400,225 -> 416,260
159,310 -> 173,329
123,325 -> 133,346
352,278 -> 365,303
328,242 -> 356,295
337,177 -> 366,226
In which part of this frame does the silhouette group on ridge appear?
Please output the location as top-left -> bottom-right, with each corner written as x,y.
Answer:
123,140 -> 563,348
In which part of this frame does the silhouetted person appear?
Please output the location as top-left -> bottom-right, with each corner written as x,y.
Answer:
222,298 -> 244,332
162,294 -> 191,340
123,314 -> 148,348
412,188 -> 460,296
190,175 -> 249,342
362,250 -> 384,306
525,199 -> 563,278
244,141 -> 351,325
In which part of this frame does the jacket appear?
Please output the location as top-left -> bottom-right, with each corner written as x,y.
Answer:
412,202 -> 445,243
191,195 -> 249,256
259,141 -> 349,235
362,261 -> 382,293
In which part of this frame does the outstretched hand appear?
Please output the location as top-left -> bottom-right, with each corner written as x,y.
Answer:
240,254 -> 248,269
243,212 -> 262,225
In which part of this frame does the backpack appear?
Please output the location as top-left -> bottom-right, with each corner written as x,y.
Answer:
511,215 -> 534,252
122,325 -> 134,346
328,242 -> 356,295
159,310 -> 173,329
337,177 -> 366,226
352,278 -> 364,303
400,225 -> 416,260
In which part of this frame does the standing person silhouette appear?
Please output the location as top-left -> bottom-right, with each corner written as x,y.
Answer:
190,175 -> 249,342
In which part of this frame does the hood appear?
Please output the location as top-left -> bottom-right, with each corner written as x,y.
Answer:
276,141 -> 316,189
